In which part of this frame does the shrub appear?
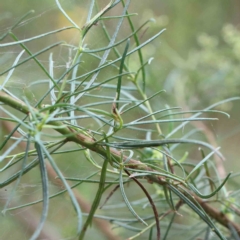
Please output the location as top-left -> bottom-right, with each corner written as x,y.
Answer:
0,1 -> 239,239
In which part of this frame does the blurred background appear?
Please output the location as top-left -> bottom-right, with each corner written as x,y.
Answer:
0,0 -> 240,239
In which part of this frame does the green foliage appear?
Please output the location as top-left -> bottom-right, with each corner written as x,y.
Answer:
160,24 -> 240,106
0,1 -> 240,240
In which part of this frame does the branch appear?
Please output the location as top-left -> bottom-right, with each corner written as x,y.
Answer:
1,90 -> 239,236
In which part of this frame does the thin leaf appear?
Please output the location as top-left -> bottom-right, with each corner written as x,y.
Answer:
119,167 -> 148,226
168,185 -> 226,240
116,38 -> 130,109
79,152 -> 109,240
101,138 -> 224,160
30,141 -> 49,240
39,142 -> 82,235
186,147 -> 221,180
167,97 -> 240,138
0,50 -> 25,90
0,27 -> 74,47
188,173 -> 231,199
125,117 -> 218,126
121,0 -> 146,91
162,213 -> 176,240
55,0 -> 79,29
